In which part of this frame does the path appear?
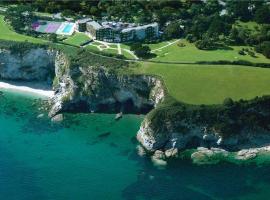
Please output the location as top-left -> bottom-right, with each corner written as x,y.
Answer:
117,43 -> 122,55
151,39 -> 180,53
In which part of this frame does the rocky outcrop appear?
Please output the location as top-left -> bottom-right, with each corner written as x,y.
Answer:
0,48 -> 56,81
49,62 -> 165,117
137,96 -> 270,155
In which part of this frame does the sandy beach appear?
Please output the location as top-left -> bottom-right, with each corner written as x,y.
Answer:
0,81 -> 54,98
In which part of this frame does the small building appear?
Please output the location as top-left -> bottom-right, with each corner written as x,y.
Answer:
77,18 -> 92,32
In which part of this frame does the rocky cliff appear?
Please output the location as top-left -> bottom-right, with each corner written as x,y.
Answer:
49,56 -> 165,117
0,47 -> 55,81
137,97 -> 270,157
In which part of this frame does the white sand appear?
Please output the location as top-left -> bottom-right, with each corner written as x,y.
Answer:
0,81 -> 54,98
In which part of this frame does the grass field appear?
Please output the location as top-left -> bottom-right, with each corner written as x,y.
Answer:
85,44 -> 100,51
0,15 -> 45,43
63,33 -> 90,46
134,62 -> 270,105
149,40 -> 270,63
103,48 -> 118,54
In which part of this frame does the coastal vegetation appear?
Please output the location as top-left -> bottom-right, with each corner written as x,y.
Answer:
146,94 -> 270,138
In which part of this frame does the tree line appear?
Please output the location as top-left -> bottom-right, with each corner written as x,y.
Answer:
1,0 -> 270,58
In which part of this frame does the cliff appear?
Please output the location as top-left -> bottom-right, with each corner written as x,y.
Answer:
49,50 -> 165,117
0,42 -> 55,82
137,97 -> 270,155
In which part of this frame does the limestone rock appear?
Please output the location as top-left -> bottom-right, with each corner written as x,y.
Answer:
51,114 -> 63,122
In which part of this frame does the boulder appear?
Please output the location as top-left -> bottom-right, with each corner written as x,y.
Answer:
236,149 -> 258,160
51,114 -> 63,122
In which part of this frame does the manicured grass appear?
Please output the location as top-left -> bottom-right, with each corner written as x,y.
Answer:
85,44 -> 100,51
63,33 -> 90,46
108,44 -> 118,48
134,62 -> 270,105
148,39 -> 177,50
103,48 -> 118,54
122,49 -> 136,59
150,40 -> 270,63
0,15 -> 46,43
120,43 -> 131,50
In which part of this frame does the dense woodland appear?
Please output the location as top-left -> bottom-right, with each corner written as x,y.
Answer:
1,0 -> 270,57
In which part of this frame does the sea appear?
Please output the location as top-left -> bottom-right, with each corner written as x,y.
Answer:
1,90 -> 270,200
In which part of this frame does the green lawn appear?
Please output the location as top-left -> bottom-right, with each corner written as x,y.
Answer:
134,62 -> 270,105
85,44 -> 100,51
103,48 -> 118,54
63,33 -> 90,46
122,49 -> 136,59
0,15 -> 45,43
149,40 -> 270,64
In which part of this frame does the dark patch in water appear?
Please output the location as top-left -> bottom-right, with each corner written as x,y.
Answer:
130,136 -> 137,144
97,132 -> 111,138
109,142 -> 118,148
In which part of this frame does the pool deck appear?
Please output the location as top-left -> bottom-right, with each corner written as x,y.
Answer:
33,20 -> 75,35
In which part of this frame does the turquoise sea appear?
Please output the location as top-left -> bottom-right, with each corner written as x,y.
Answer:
1,91 -> 270,200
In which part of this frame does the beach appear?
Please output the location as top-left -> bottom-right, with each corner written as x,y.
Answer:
0,81 -> 54,98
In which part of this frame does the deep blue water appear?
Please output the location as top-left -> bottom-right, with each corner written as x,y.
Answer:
1,91 -> 270,200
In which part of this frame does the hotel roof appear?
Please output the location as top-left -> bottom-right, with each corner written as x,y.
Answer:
86,21 -> 102,30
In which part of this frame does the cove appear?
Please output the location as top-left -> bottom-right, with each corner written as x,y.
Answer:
1,91 -> 270,200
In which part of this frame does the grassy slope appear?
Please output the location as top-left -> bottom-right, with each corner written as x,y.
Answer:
0,15 -> 45,43
63,33 -> 90,46
134,62 -> 270,105
149,40 -> 270,63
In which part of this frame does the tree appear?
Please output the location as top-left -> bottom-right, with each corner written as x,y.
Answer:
255,41 -> 270,58
164,21 -> 184,39
255,6 -> 270,24
5,5 -> 34,33
131,43 -> 151,58
225,0 -> 253,22
195,34 -> 218,50
49,33 -> 58,43
223,98 -> 234,107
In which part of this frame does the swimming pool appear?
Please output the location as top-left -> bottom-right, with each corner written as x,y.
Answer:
63,24 -> 73,33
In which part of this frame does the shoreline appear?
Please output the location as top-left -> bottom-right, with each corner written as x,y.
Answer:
0,81 -> 54,98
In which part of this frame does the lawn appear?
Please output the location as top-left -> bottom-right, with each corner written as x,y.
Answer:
149,40 -> 270,64
0,15 -> 46,43
85,44 -> 100,51
134,62 -> 270,105
63,33 -> 90,46
122,49 -> 136,59
103,48 -> 118,54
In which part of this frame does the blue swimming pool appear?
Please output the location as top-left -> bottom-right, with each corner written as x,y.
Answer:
63,24 -> 73,33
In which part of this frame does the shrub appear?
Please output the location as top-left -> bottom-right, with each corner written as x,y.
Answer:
238,49 -> 246,55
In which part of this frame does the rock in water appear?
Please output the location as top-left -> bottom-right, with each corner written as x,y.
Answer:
115,112 -> 123,121
151,150 -> 167,167
37,113 -> 44,119
236,149 -> 258,160
191,147 -> 228,165
51,114 -> 63,122
165,148 -> 178,158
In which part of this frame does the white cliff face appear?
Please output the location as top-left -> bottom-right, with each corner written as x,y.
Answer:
137,114 -> 270,155
0,48 -> 56,81
49,64 -> 166,117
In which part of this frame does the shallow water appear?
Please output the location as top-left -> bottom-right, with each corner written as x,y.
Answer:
1,91 -> 270,200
